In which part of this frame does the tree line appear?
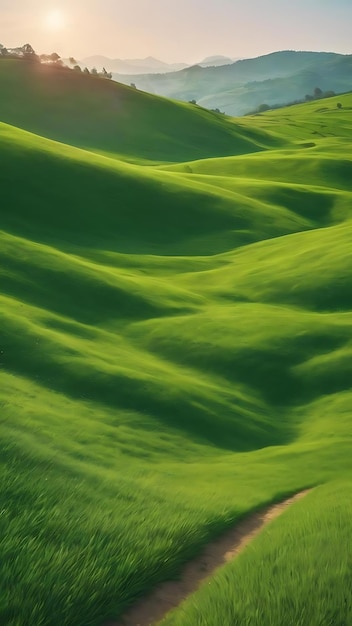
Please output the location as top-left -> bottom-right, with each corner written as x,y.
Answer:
0,43 -> 112,79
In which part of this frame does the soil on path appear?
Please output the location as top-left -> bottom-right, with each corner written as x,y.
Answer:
106,489 -> 311,626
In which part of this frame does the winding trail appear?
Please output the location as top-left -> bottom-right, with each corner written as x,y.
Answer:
107,489 -> 311,626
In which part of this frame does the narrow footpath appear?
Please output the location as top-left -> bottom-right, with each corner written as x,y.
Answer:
107,489 -> 311,626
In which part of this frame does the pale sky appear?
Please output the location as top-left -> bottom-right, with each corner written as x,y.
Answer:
1,0 -> 351,62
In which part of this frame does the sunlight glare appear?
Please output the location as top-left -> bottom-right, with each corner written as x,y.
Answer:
44,9 -> 66,31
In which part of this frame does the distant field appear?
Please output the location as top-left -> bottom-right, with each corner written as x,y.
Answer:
1,62 -> 352,626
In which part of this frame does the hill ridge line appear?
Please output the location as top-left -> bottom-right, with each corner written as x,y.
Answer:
107,489 -> 311,626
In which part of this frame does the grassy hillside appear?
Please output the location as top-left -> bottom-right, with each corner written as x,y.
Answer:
1,66 -> 352,626
0,59 -> 278,162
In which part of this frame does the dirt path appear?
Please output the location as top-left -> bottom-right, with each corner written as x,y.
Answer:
107,489 -> 311,626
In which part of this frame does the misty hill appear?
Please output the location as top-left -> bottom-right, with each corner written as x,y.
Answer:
199,55 -> 235,67
79,54 -> 237,75
112,50 -> 352,115
80,55 -> 188,74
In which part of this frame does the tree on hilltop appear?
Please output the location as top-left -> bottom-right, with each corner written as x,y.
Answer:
39,52 -> 63,66
100,67 -> 112,79
23,43 -> 35,55
50,52 -> 61,63
22,43 -> 39,61
314,87 -> 323,98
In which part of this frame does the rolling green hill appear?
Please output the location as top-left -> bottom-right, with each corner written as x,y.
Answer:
0,59 -> 278,162
1,62 -> 352,626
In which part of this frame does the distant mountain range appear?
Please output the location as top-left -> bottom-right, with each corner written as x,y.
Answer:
79,54 -> 238,75
108,50 -> 352,115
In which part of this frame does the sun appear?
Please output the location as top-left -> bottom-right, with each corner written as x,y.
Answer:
44,9 -> 66,31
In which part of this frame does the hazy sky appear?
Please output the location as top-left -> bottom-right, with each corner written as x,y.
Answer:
1,0 -> 351,62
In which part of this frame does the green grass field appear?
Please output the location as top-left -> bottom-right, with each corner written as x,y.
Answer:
161,482 -> 352,626
1,60 -> 352,625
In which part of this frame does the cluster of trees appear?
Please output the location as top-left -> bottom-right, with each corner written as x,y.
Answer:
0,42 -> 112,80
39,52 -> 64,66
0,42 -> 38,60
304,87 -> 336,102
76,66 -> 112,79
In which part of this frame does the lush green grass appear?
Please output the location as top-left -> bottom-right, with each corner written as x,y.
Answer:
1,68 -> 352,626
161,482 -> 352,626
0,124 -> 316,255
